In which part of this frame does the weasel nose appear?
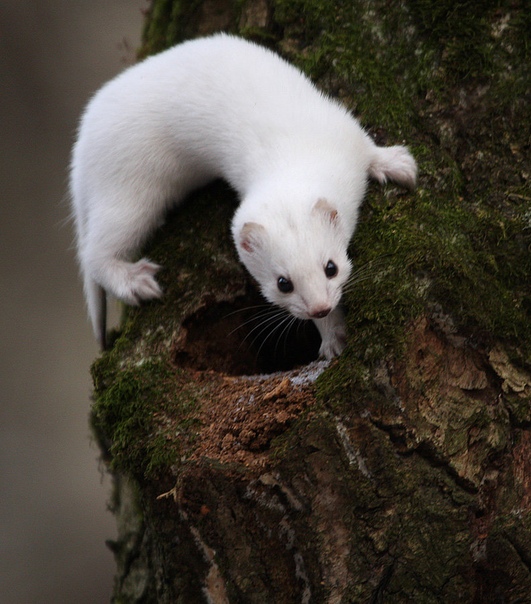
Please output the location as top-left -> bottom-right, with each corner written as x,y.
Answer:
310,307 -> 331,319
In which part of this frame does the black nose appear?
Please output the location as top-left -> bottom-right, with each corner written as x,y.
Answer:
311,308 -> 331,319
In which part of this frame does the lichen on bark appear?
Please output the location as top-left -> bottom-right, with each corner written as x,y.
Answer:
90,0 -> 531,601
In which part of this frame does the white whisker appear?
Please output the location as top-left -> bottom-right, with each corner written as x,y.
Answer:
272,314 -> 300,360
224,303 -> 272,319
254,312 -> 295,359
228,306 -> 286,338
240,308 -> 290,350
344,256 -> 391,293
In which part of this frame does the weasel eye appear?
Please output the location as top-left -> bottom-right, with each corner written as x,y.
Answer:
325,260 -> 338,278
277,276 -> 294,293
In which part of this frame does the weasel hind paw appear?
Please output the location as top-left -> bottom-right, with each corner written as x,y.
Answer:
120,258 -> 163,306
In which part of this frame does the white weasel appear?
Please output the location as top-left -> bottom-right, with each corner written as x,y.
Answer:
70,33 -> 417,359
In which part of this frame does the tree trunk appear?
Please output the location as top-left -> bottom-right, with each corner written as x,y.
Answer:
91,1 -> 531,601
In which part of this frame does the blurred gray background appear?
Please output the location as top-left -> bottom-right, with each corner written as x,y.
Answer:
1,2 -> 148,601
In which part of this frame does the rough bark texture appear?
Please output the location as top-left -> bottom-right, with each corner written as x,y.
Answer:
91,1 -> 531,602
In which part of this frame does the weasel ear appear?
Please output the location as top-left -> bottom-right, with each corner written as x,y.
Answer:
313,198 -> 339,225
239,222 -> 266,253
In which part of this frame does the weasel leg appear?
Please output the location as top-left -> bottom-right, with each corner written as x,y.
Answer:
313,307 -> 347,360
83,258 -> 161,349
81,191 -> 166,310
369,145 -> 417,189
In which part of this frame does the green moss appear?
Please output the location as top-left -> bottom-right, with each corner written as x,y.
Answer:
139,0 -> 218,58
342,181 -> 531,364
139,0 -> 181,57
91,355 -> 200,478
272,0 -> 531,381
139,0 -> 245,58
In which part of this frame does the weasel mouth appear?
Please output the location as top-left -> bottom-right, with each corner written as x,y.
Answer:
173,290 -> 321,376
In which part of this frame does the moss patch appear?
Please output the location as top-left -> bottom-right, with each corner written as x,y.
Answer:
269,0 -> 531,376
91,356 -> 201,478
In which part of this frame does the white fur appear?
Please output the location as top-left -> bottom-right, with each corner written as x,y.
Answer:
70,33 -> 417,358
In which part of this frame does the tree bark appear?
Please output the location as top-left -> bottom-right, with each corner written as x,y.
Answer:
91,1 -> 531,602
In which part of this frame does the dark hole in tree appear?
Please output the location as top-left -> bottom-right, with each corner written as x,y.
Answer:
173,290 -> 321,375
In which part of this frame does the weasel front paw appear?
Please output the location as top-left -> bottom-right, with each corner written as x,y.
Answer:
318,329 -> 347,360
314,308 -> 347,360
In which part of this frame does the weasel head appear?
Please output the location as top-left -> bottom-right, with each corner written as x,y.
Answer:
233,198 -> 352,320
